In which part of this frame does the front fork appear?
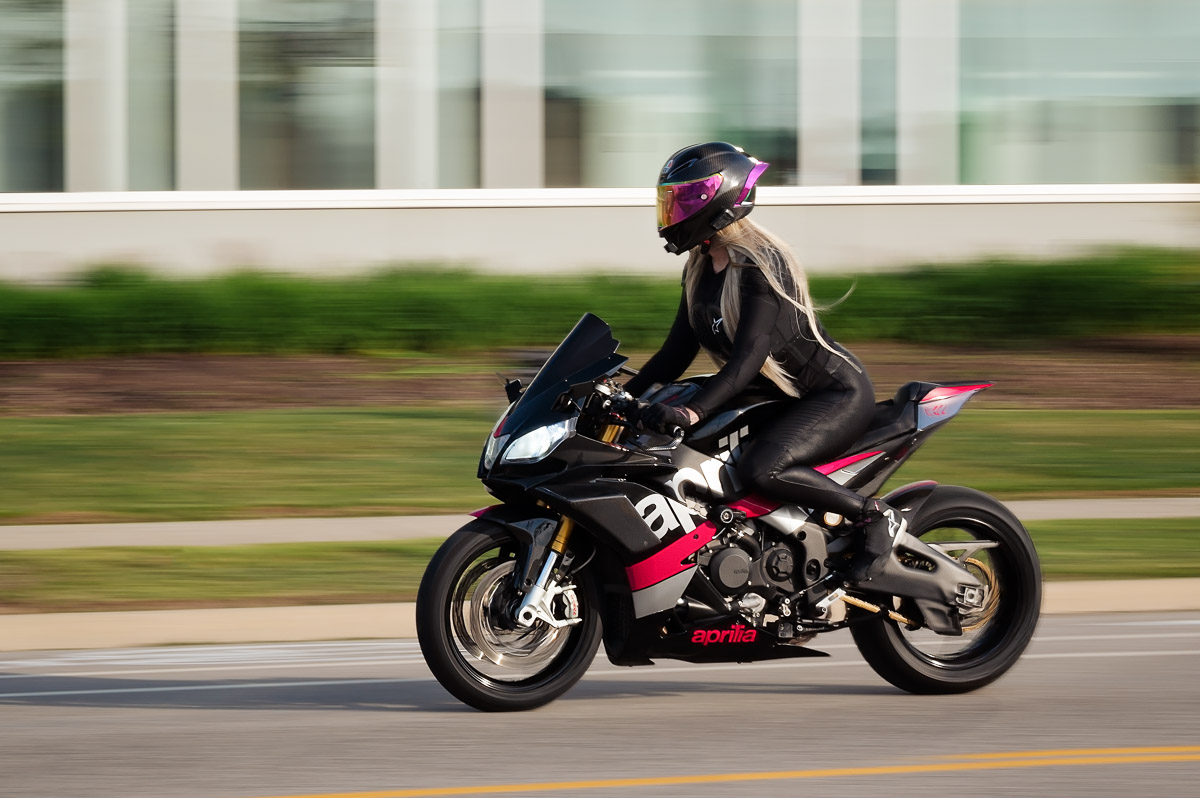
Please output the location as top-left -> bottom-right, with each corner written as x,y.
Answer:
513,424 -> 621,629
514,515 -> 578,628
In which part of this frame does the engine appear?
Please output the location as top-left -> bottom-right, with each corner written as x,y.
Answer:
697,522 -> 803,599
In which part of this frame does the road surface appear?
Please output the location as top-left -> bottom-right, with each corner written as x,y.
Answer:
1,610 -> 1197,798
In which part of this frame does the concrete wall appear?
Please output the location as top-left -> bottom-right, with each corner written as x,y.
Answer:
0,186 -> 1196,282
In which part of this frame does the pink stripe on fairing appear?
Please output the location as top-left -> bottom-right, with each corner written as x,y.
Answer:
625,495 -> 779,591
735,161 -> 770,206
626,521 -> 717,591
729,495 -> 780,517
921,383 -> 993,403
470,505 -> 500,518
814,450 -> 884,476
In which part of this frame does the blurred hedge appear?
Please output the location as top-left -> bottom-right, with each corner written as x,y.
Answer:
0,248 -> 1196,357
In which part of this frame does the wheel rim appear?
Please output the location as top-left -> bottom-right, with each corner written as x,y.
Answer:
447,545 -> 580,687
893,517 -> 1016,668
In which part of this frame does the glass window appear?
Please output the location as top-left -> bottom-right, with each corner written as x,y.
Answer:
239,0 -> 375,189
545,1 -> 798,188
961,0 -> 1200,184
438,0 -> 481,189
860,0 -> 897,185
0,0 -> 64,192
128,0 -> 175,191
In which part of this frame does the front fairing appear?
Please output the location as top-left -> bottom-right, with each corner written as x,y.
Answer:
479,314 -> 629,480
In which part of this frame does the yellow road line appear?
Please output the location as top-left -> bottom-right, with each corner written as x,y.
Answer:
252,749 -> 1200,798
949,745 -> 1200,760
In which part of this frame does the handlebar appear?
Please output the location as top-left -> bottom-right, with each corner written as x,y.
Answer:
591,381 -> 687,453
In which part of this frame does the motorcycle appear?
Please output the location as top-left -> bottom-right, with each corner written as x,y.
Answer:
417,314 -> 1041,711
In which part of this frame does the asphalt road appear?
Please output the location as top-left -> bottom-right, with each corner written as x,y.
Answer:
1,611 -> 1198,798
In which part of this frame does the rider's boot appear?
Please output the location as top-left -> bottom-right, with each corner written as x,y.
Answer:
847,499 -> 907,583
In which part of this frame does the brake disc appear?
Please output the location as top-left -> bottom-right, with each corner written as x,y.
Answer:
458,560 -> 572,670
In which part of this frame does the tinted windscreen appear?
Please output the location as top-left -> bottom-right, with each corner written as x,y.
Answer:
520,313 -> 622,401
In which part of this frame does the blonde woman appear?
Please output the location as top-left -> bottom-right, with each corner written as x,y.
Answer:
625,142 -> 904,583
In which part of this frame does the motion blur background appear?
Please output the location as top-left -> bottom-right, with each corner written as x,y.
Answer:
2,0 -> 1199,191
0,1 -> 1199,611
0,0 -> 1197,277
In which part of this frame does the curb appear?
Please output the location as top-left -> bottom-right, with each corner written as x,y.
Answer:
2,578 -> 1198,652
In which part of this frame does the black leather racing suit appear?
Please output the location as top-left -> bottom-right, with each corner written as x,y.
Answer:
624,258 -> 875,517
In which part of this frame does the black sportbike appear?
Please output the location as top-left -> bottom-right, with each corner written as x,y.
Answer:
417,314 -> 1041,711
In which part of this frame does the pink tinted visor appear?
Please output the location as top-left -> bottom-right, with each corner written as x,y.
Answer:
657,173 -> 724,229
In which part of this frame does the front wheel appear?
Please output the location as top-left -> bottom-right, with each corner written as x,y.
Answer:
416,519 -> 602,711
850,486 -> 1041,694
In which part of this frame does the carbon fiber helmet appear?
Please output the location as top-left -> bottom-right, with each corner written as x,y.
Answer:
656,142 -> 770,255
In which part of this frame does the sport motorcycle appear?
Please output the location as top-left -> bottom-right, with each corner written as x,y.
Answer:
417,314 -> 1041,711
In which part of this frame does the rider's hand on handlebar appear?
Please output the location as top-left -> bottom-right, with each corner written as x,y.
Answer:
640,402 -> 698,435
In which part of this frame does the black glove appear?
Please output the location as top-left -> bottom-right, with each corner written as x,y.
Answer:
641,403 -> 695,435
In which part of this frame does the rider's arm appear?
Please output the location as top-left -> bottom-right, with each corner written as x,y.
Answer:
623,291 -> 700,397
685,266 -> 780,419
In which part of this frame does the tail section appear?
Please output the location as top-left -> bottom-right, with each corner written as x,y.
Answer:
827,381 -> 993,495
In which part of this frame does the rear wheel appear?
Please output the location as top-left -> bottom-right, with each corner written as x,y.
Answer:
850,486 -> 1041,694
416,519 -> 602,711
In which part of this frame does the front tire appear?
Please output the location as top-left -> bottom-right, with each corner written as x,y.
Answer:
850,486 -> 1041,694
416,519 -> 602,711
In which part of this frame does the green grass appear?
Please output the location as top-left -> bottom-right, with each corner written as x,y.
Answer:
0,406 -> 497,523
1028,518 -> 1200,580
1,518 -> 1195,612
0,248 -> 1197,357
2,407 -> 1198,524
0,540 -> 443,612
886,410 -> 1200,498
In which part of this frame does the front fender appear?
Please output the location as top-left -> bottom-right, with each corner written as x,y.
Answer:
473,504 -> 560,589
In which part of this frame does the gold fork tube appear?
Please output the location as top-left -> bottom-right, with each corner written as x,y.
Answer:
550,516 -> 576,554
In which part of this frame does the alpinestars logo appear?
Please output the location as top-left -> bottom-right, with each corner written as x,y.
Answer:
691,624 -> 758,646
712,316 -> 724,336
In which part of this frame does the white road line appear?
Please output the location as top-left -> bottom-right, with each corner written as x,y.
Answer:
1030,632 -> 1200,644
0,658 -> 427,680
1,649 -> 1197,699
3,633 -> 1198,678
0,640 -> 420,664
0,677 -> 418,700
1022,649 -> 1200,661
1099,620 -> 1200,627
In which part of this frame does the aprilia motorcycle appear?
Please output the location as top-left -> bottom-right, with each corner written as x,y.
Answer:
417,314 -> 1041,711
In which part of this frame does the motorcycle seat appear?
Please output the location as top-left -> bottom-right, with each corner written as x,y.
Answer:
852,381 -> 940,451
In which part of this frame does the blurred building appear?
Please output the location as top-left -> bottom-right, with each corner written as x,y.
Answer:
1,0 -> 1197,194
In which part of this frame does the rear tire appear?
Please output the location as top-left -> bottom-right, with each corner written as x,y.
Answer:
850,486 -> 1041,694
416,519 -> 602,711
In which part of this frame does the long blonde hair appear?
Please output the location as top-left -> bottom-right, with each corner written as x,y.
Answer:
683,217 -> 855,396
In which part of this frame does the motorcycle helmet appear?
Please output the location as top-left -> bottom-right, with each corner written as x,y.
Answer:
656,142 -> 770,255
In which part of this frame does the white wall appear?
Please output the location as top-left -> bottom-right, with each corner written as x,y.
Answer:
0,187 -> 1196,282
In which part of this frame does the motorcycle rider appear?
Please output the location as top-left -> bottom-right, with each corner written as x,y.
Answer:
624,141 -> 904,583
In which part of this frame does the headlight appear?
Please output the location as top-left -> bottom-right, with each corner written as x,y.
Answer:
482,405 -> 513,470
502,418 -> 576,464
